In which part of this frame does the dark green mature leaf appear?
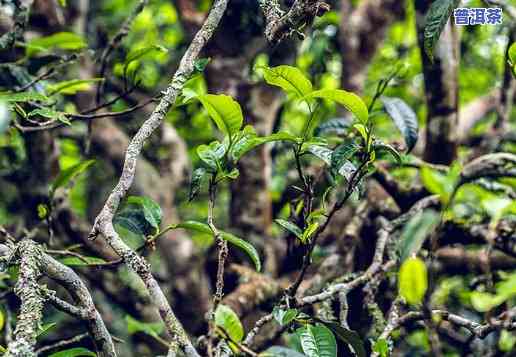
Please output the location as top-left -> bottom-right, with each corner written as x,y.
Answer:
296,323 -> 337,357
197,94 -> 243,136
399,209 -> 440,262
331,141 -> 360,176
197,140 -> 226,169
0,102 -> 10,134
189,167 -> 209,201
423,0 -> 459,61
315,116 -> 352,136
304,89 -> 368,124
273,306 -> 298,326
48,347 -> 96,357
126,315 -> 164,339
170,221 -> 261,271
26,32 -> 87,56
260,346 -> 306,357
50,160 -> 95,195
275,219 -> 303,240
113,196 -> 162,237
0,91 -> 49,103
261,65 -> 313,98
320,321 -> 366,357
381,96 -> 418,152
230,126 -> 298,162
47,78 -> 104,95
399,257 -> 428,305
374,142 -> 401,164
305,144 -> 332,165
215,304 -> 244,342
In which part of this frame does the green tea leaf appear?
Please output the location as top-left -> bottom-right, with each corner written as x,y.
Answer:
423,0 -> 459,61
398,210 -> 439,262
47,78 -> 104,95
296,323 -> 337,357
124,45 -> 168,69
197,140 -> 226,170
230,126 -> 298,162
49,347 -> 96,357
126,315 -> 164,339
0,91 -> 49,103
170,221 -> 261,271
60,256 -> 107,266
273,307 -> 298,326
399,257 -> 428,305
26,32 -> 87,56
113,196 -> 162,237
320,321 -> 366,357
315,117 -> 352,136
381,96 -> 419,152
275,219 -> 303,240
197,94 -> 243,137
261,65 -> 313,98
374,142 -> 401,164
50,160 -> 95,195
260,347 -> 305,357
304,89 -> 368,124
189,167 -> 209,201
372,338 -> 390,357
0,102 -> 11,134
215,304 -> 244,342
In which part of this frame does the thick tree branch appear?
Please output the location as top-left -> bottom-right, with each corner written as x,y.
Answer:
89,1 -> 230,354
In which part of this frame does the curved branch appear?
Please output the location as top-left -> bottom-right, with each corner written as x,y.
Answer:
89,0 -> 230,355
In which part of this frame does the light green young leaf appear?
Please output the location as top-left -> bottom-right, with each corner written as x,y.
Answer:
47,78 -> 104,95
470,292 -> 505,312
304,89 -> 368,124
423,0 -> 459,61
124,45 -> 168,70
50,160 -> 95,195
372,339 -> 390,357
296,323 -> 338,357
301,222 -> 319,243
230,126 -> 298,162
197,94 -> 243,136
48,347 -> 96,357
275,219 -> 303,240
215,304 -> 244,342
399,257 -> 428,305
126,315 -> 164,339
197,140 -> 226,170
398,210 -> 440,262
170,221 -> 261,271
26,32 -> 87,56
28,108 -> 70,125
420,164 -> 460,205
60,256 -> 106,266
509,42 -> 516,65
0,91 -> 49,103
380,96 -> 419,152
261,65 -> 313,98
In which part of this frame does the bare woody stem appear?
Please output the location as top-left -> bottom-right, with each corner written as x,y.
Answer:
89,0 -> 230,355
5,240 -> 44,357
